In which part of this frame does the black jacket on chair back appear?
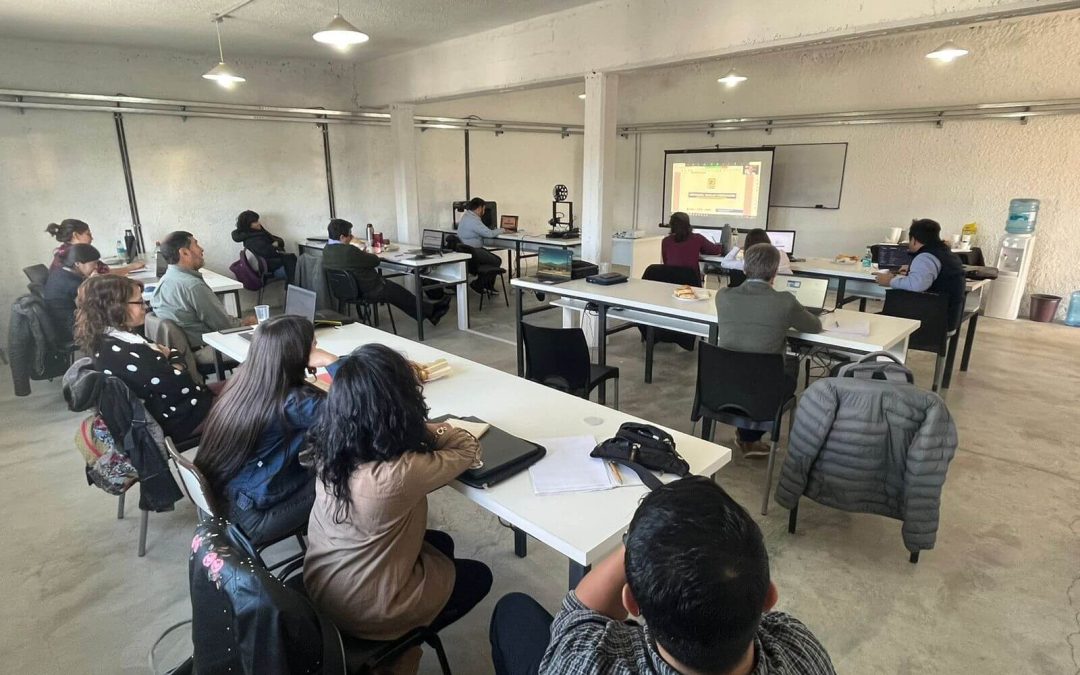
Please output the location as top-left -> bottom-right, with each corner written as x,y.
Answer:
916,242 -> 966,330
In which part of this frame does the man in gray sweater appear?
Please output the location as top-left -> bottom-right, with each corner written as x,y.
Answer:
714,244 -> 822,456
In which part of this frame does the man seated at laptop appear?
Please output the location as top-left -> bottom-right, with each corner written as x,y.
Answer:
150,231 -> 256,365
455,197 -> 506,293
714,243 -> 821,457
876,218 -> 966,329
488,477 -> 835,675
322,218 -> 451,326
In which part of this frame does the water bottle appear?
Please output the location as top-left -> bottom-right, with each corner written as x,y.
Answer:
1005,198 -> 1039,234
1066,290 -> 1080,327
116,238 -> 126,258
861,247 -> 873,270
154,241 -> 166,276
366,223 -> 375,247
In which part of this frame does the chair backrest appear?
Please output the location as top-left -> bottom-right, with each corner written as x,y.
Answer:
24,264 -> 49,287
727,269 -> 747,288
882,289 -> 949,353
956,247 -> 985,267
144,313 -> 204,385
694,342 -> 788,423
642,264 -> 701,287
521,323 -> 591,393
324,268 -> 361,303
241,248 -> 270,276
166,437 -> 219,519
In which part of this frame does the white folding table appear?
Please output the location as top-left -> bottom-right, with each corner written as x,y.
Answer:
202,322 -> 731,588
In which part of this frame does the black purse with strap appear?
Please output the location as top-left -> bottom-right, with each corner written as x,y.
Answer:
590,422 -> 690,490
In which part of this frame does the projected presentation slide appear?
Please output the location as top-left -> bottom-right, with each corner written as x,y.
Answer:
671,161 -> 762,218
663,148 -> 774,230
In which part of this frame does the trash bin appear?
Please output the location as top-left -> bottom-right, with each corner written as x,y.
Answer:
1028,294 -> 1061,322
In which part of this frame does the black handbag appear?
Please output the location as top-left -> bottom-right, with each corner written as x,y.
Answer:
591,422 -> 689,490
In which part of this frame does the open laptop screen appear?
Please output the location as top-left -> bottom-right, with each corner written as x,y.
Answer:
876,244 -> 911,270
537,247 -> 573,281
766,230 -> 796,254
422,229 -> 444,251
772,275 -> 827,309
284,285 -> 317,323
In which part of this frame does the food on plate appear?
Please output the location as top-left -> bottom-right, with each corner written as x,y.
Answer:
834,254 -> 860,264
674,285 -> 699,299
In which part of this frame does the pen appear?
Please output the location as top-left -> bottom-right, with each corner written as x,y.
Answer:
609,461 -> 624,485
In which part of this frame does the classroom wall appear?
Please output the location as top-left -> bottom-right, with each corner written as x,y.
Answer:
609,12 -> 1080,318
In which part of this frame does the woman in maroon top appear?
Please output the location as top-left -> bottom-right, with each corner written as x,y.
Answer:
661,212 -> 722,280
45,219 -> 145,276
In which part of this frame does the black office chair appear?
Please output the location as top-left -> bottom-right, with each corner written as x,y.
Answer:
324,268 -> 398,335
188,517 -> 454,675
241,249 -> 287,305
881,289 -> 952,392
727,269 -> 747,288
639,264 -> 700,383
691,343 -> 797,515
23,264 -> 49,297
450,240 -> 508,311
521,323 -> 620,408
955,247 -> 985,267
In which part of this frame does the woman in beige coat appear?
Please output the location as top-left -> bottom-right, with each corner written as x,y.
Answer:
304,343 -> 493,673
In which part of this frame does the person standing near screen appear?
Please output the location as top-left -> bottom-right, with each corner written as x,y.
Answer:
661,212 -> 722,281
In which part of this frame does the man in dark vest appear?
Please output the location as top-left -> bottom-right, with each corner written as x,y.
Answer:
877,218 -> 966,329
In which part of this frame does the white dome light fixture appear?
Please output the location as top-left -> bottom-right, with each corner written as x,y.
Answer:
578,93 -> 586,100
313,0 -> 369,48
202,20 -> 246,87
717,68 -> 748,88
926,41 -> 969,63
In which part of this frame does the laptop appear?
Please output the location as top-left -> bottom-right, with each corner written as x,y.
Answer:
417,229 -> 447,257
876,244 -> 912,271
773,275 -> 830,315
431,415 -> 546,489
536,247 -> 574,284
239,285 -> 340,341
766,230 -> 796,255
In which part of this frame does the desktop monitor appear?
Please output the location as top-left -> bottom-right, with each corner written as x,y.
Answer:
766,230 -> 796,254
536,246 -> 573,282
772,275 -> 828,309
284,285 -> 317,323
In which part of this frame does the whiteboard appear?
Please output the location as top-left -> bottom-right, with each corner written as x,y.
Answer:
769,143 -> 847,209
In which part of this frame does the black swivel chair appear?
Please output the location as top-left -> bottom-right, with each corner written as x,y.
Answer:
521,323 -> 620,408
449,239 -> 508,311
639,264 -> 700,383
324,268 -> 398,335
882,289 -> 953,392
727,269 -> 747,288
691,343 -> 797,515
241,249 -> 287,306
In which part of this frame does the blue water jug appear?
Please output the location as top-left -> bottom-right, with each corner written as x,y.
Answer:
1005,198 -> 1039,234
1066,290 -> 1080,327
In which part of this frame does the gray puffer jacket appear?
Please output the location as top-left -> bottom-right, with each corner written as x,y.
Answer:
775,377 -> 957,554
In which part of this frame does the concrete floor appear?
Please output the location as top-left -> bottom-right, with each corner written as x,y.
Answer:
1,286 -> 1078,674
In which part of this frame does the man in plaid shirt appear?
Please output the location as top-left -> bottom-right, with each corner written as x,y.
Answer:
489,477 -> 835,675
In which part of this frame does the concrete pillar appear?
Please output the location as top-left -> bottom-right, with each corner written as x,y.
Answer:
580,71 -> 618,264
390,103 -> 420,244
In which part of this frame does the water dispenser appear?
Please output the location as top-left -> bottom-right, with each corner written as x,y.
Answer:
985,233 -> 1037,320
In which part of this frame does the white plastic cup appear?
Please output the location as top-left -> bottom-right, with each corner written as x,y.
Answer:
599,262 -> 612,274
254,305 -> 270,323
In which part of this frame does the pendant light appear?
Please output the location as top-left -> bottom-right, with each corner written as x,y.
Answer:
717,68 -> 748,88
203,19 -> 246,87
926,41 -> 969,63
313,0 -> 369,47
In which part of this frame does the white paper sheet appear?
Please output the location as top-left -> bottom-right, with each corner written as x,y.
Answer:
529,435 -> 617,496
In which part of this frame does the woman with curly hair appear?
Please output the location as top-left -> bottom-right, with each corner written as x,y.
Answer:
303,344 -> 492,672
75,274 -> 211,440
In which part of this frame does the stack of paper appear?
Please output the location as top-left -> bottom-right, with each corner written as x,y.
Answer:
825,317 -> 871,337
529,436 -> 643,495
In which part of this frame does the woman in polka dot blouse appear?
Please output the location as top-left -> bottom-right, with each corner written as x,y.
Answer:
74,275 -> 212,440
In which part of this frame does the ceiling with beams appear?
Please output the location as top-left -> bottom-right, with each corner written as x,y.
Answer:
0,0 -> 599,62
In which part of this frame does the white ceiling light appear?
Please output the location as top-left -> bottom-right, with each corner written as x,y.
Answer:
313,0 -> 369,47
202,20 -> 245,87
578,93 -> 586,100
717,68 -> 748,88
926,41 -> 969,63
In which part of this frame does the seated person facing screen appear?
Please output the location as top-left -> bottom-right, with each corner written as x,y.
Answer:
45,218 -> 145,275
455,197 -> 506,293
321,218 -> 451,325
44,243 -> 102,344
231,209 -> 297,283
150,230 -> 256,365
304,344 -> 492,674
714,244 -> 821,457
194,315 -> 339,546
876,218 -> 966,329
75,275 -> 213,440
661,211 -> 722,280
488,477 -> 835,675
722,228 -> 793,276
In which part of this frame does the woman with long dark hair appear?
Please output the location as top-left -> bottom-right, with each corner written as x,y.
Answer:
304,344 -> 492,669
722,227 -> 793,275
45,218 -> 145,275
661,211 -> 722,280
231,210 -> 297,283
194,315 -> 338,545
74,274 -> 212,439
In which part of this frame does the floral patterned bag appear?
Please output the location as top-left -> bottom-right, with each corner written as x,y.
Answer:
75,414 -> 139,495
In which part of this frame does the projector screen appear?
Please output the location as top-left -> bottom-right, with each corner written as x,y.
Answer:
662,148 -> 774,230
